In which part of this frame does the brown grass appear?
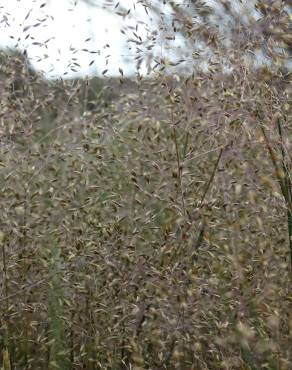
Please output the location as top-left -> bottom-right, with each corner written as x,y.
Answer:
0,31 -> 291,370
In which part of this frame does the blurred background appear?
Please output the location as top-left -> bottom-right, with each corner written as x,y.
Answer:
1,0 -> 290,79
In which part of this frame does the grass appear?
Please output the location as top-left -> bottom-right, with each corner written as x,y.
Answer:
0,64 -> 291,369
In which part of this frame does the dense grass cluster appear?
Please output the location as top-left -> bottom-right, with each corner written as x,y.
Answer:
0,48 -> 291,370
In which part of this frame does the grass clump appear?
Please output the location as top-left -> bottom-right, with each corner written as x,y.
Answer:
0,34 -> 291,370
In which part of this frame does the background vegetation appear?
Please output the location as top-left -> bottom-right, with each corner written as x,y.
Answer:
0,1 -> 291,369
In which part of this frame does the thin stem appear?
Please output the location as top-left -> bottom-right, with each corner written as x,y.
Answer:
276,118 -> 292,272
260,121 -> 292,273
172,125 -> 186,217
199,148 -> 223,207
1,236 -> 9,313
1,234 -> 11,370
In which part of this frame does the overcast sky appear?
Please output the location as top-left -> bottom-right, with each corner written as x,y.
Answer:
1,0 -> 289,79
0,0 -> 167,78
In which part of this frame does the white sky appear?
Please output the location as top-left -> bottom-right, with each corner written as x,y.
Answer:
1,0 -> 288,79
0,0 -> 168,78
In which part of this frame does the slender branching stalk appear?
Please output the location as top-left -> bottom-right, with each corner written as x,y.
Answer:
47,242 -> 70,370
172,125 -> 186,217
259,118 -> 292,273
1,232 -> 11,370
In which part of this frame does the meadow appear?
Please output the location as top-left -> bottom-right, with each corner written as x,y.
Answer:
0,50 -> 291,369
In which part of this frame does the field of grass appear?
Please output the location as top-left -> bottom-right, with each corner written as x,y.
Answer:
0,61 -> 291,369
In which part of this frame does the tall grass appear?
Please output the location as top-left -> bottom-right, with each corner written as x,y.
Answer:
47,241 -> 70,370
0,24 -> 291,369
